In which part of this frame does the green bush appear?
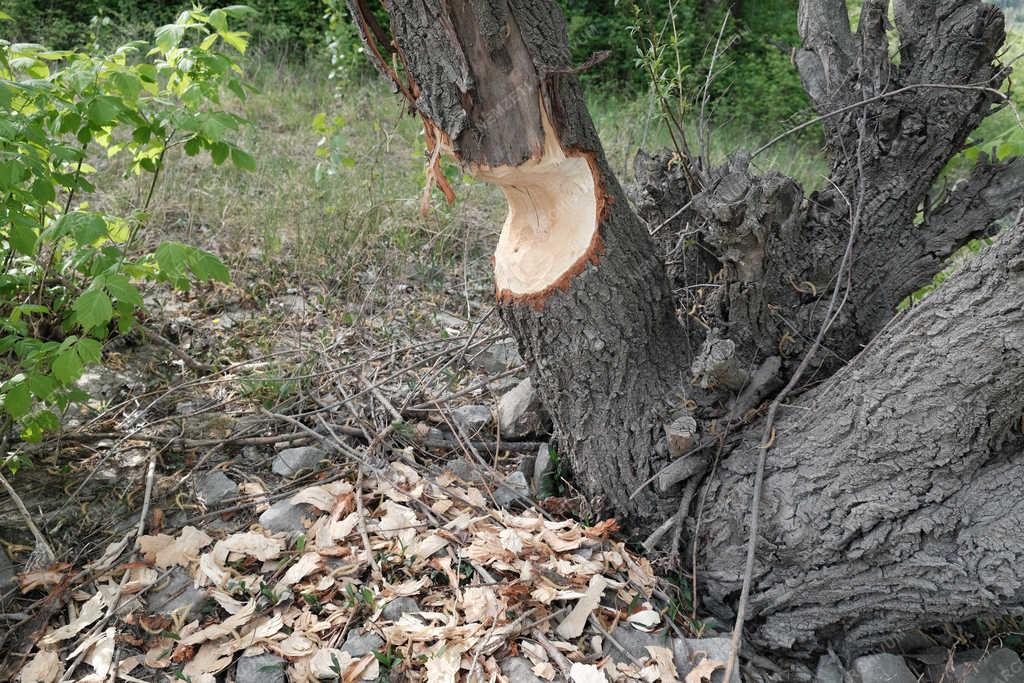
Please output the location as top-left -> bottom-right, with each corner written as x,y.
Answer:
0,0 -> 328,55
0,6 -> 253,449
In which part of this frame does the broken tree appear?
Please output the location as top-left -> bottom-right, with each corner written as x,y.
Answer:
348,0 -> 1024,668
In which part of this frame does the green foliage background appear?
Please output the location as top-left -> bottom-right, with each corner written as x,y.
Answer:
3,0 -> 811,131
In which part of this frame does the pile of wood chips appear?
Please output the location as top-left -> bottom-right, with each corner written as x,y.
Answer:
16,460 -> 719,682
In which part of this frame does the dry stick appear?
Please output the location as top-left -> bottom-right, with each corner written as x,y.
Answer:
138,326 -> 213,374
589,613 -> 645,668
698,10 -> 733,168
721,113 -> 868,683
0,471 -> 55,568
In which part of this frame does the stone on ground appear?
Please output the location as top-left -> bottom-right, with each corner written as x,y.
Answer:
493,470 -> 530,508
146,567 -> 209,618
950,648 -> 1024,682
532,442 -> 555,495
446,458 -> 484,483
380,596 -> 419,622
471,339 -> 522,374
259,499 -> 316,535
195,470 -> 237,507
235,653 -> 286,683
497,378 -> 549,438
676,638 -> 741,683
451,404 -> 492,434
814,654 -> 845,683
851,654 -> 918,683
272,446 -> 326,477
341,629 -> 384,658
500,656 -> 550,683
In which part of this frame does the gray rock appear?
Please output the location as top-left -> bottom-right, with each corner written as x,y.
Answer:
236,653 -> 286,683
0,551 -> 16,591
380,597 -> 420,622
851,654 -> 917,683
147,567 -> 209,618
677,638 -> 741,683
272,446 -> 326,477
533,442 -> 555,496
471,339 -> 522,374
195,471 -> 237,507
606,625 -> 675,665
500,656 -> 548,683
434,312 -> 466,331
451,405 -> 492,434
954,648 -> 1024,683
259,500 -> 316,535
341,629 -> 384,658
446,458 -> 484,483
493,471 -> 530,508
815,655 -> 845,683
497,378 -> 549,438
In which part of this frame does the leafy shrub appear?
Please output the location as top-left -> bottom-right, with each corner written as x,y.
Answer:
0,6 -> 254,445
0,0 -> 327,55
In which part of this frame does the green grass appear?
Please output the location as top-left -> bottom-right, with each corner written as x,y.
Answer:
87,53 -> 832,316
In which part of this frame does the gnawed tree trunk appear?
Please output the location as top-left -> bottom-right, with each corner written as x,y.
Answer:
348,0 -> 689,522
350,0 -> 1024,664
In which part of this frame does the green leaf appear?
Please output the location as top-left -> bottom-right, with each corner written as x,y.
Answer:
52,349 -> 83,384
223,5 -> 258,18
219,31 -> 249,54
63,212 -> 108,245
31,177 -> 56,204
155,24 -> 185,53
210,142 -> 229,165
9,223 -> 37,255
110,71 -> 143,100
28,373 -> 56,400
87,96 -> 121,127
230,147 -> 256,172
208,8 -> 229,32
76,338 -> 103,365
4,380 -> 32,419
0,159 -> 27,188
154,241 -> 190,283
188,249 -> 230,283
103,274 -> 144,306
73,288 -> 114,330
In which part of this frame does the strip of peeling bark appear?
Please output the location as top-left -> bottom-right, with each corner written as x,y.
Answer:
348,0 -> 690,522
696,221 -> 1024,656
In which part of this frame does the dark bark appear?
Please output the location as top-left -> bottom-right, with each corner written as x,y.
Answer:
352,0 -> 1024,664
697,221 -> 1024,656
350,0 -> 690,522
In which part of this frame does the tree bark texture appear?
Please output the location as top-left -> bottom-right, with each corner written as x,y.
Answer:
352,0 -> 1024,663
697,223 -> 1024,654
348,0 -> 690,522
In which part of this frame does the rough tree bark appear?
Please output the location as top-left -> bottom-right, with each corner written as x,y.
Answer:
348,0 -> 689,523
350,0 -> 1024,667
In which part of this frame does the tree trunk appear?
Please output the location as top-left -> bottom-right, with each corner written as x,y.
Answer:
347,0 -> 689,523
350,0 -> 1024,663
697,223 -> 1024,654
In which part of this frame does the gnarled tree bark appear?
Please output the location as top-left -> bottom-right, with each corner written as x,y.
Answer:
350,0 -> 1024,666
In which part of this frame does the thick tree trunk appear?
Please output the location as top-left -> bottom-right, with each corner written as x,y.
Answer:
351,0 -> 1024,663
348,0 -> 689,522
697,222 -> 1024,654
